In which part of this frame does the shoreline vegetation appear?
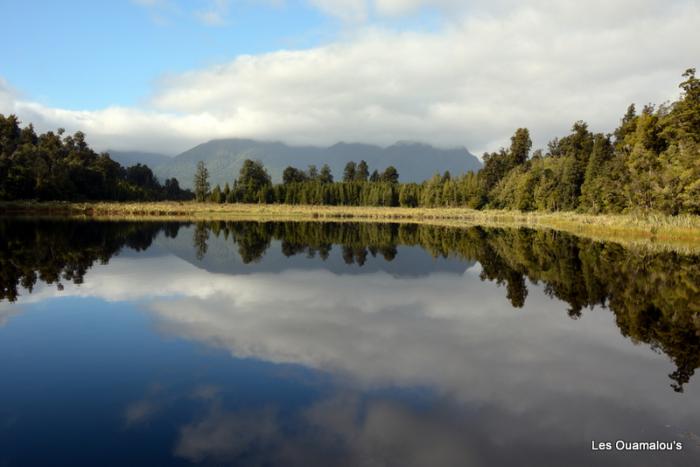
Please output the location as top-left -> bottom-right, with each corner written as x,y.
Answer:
3,201 -> 700,253
1,69 -> 698,254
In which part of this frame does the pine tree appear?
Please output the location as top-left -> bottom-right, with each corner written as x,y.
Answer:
194,161 -> 210,202
382,166 -> 399,184
319,164 -> 333,183
356,160 -> 369,182
307,164 -> 319,181
210,184 -> 222,203
343,161 -> 357,182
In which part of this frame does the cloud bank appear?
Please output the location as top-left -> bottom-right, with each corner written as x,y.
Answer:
1,0 -> 698,155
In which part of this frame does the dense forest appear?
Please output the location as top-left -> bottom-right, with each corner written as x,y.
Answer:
0,115 -> 192,201
1,219 -> 698,392
198,69 -> 699,215
1,69 -> 697,214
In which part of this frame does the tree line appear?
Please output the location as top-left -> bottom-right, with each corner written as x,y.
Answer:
196,157 -> 404,206
0,115 -> 193,201
197,69 -> 699,214
1,68 -> 697,214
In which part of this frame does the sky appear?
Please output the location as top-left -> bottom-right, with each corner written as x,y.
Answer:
0,0 -> 699,156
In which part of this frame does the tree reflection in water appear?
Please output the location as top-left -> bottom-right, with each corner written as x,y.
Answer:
1,218 -> 698,392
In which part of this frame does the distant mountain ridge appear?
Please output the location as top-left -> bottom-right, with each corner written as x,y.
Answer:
110,139 -> 482,189
107,150 -> 172,169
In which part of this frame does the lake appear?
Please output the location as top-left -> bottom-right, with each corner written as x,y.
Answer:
0,218 -> 699,466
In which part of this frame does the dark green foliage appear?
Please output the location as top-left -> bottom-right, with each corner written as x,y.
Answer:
0,115 -> 192,201
355,160 -> 369,182
479,69 -> 699,215
662,68 -> 700,144
164,178 -> 187,200
193,160 -> 210,202
381,166 -> 399,184
399,183 -> 420,207
579,135 -> 614,213
210,184 -> 223,203
343,161 -> 356,182
279,160 -> 398,206
480,148 -> 510,194
507,128 -> 532,167
283,166 -> 307,184
319,164 -> 333,184
233,159 -> 272,203
307,164 -> 319,181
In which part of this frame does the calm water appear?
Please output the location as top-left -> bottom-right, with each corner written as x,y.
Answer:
1,219 -> 699,466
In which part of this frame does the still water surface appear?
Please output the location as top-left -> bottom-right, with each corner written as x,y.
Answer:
0,219 -> 699,466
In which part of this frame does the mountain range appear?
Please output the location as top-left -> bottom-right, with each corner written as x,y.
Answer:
109,139 -> 482,189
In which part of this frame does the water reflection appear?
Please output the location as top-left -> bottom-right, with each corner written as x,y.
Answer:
1,219 -> 698,393
2,218 -> 700,466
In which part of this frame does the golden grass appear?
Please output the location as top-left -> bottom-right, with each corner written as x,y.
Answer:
3,200 -> 700,253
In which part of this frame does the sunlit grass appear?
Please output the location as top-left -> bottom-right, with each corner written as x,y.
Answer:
3,201 -> 700,253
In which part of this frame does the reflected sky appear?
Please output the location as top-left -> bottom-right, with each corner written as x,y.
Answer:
0,219 -> 699,466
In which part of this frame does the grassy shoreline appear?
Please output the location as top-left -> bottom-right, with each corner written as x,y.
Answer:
3,201 -> 700,252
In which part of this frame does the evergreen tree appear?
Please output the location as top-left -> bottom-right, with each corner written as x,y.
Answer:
343,161 -> 357,182
237,159 -> 272,203
662,68 -> 700,143
307,164 -> 319,181
194,161 -> 210,202
319,164 -> 333,183
356,160 -> 369,182
508,128 -> 532,167
283,166 -> 306,184
614,104 -> 637,151
210,184 -> 222,203
580,134 -> 614,213
480,148 -> 510,193
382,166 -> 399,184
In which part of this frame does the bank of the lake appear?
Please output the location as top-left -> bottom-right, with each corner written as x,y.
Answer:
3,201 -> 700,253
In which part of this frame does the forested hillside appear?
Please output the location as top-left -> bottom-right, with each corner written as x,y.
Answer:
483,69 -> 699,215
0,117 -> 192,201
198,69 -> 699,215
2,69 -> 697,214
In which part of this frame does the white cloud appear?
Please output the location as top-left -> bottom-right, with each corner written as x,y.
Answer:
124,398 -> 160,426
132,0 -> 235,27
1,0 -> 698,155
175,406 -> 278,462
195,0 -> 232,26
308,0 -> 368,21
0,301 -> 23,327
